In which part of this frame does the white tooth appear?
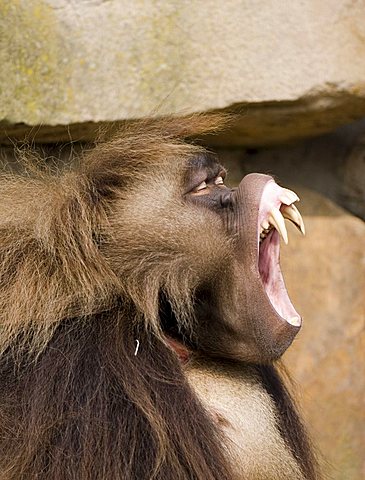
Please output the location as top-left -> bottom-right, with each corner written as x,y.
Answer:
268,207 -> 289,245
281,204 -> 305,235
287,316 -> 301,326
280,188 -> 300,205
261,219 -> 270,230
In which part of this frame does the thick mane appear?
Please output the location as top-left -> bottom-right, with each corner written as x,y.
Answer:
0,115 -> 234,479
0,115 -> 227,356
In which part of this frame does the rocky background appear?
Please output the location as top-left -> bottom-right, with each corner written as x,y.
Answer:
1,1 -> 364,479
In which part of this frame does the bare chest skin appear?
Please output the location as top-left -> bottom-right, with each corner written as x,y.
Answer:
186,361 -> 305,480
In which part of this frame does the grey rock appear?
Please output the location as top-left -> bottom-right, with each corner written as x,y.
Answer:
1,0 -> 365,144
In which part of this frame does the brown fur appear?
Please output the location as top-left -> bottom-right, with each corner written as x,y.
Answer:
0,115 -> 319,479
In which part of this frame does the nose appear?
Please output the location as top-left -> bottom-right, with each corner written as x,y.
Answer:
220,189 -> 235,208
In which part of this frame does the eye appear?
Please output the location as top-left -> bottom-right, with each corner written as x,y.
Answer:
215,176 -> 224,185
195,181 -> 208,192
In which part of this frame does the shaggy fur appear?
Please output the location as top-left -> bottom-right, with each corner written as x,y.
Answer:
0,115 -> 318,479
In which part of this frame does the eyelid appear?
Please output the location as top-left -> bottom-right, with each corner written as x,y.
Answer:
195,181 -> 208,191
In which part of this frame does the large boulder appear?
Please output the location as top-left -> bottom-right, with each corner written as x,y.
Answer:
1,0 -> 365,144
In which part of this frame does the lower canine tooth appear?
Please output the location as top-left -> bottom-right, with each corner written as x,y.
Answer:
281,204 -> 305,235
268,207 -> 289,245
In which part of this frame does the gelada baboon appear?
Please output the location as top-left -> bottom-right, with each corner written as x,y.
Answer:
0,115 -> 319,479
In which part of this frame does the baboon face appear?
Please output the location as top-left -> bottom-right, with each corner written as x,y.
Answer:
183,152 -> 305,362
105,147 -> 305,363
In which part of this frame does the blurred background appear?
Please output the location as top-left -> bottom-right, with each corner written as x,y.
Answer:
0,1 -> 364,478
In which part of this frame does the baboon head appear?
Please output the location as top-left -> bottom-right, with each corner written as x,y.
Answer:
0,115 -> 305,365
81,116 -> 306,364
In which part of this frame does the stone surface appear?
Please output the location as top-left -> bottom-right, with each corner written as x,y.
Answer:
1,0 -> 365,144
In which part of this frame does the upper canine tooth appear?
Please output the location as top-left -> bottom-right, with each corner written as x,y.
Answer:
281,204 -> 305,235
280,189 -> 300,205
268,207 -> 289,245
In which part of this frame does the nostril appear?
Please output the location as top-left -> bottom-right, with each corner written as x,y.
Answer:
220,191 -> 234,208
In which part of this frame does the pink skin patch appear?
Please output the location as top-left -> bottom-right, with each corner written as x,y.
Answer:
258,180 -> 285,227
257,181 -> 301,326
165,337 -> 191,363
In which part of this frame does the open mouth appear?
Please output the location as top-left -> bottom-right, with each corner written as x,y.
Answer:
257,181 -> 305,327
